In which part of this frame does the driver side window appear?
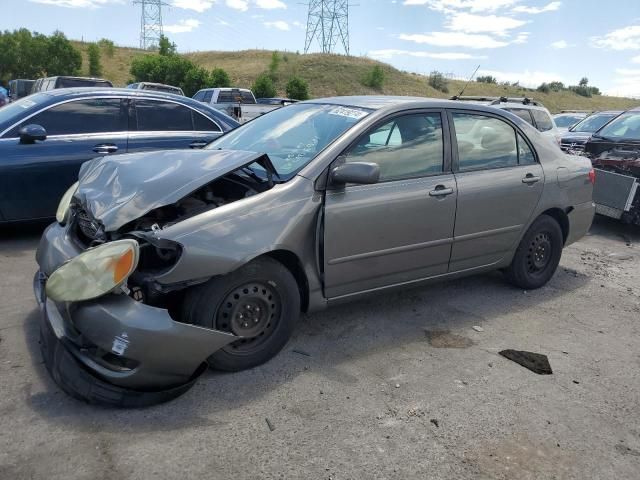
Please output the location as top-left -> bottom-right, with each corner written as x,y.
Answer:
344,113 -> 444,181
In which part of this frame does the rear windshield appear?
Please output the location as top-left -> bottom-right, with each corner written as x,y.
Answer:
56,78 -> 113,88
571,113 -> 618,133
216,90 -> 255,104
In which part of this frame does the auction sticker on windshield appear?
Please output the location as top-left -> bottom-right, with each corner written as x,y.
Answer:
328,106 -> 369,119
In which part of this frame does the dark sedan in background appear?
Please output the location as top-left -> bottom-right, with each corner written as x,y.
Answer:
559,110 -> 623,152
0,88 -> 239,223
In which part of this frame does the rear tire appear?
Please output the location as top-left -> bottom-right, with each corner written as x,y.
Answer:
504,215 -> 563,290
182,257 -> 300,372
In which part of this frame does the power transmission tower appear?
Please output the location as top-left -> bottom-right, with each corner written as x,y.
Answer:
133,0 -> 168,50
304,0 -> 350,55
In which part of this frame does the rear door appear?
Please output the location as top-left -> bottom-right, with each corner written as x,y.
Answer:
0,97 -> 128,221
127,98 -> 222,152
323,110 -> 457,298
448,111 -> 544,271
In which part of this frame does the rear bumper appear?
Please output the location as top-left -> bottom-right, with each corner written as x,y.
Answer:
34,223 -> 238,406
566,201 -> 595,246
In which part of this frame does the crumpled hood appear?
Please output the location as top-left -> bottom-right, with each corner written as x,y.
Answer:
76,149 -> 265,231
561,132 -> 591,144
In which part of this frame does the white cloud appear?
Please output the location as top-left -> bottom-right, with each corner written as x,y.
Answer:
550,39 -> 572,49
226,0 -> 248,11
446,12 -> 527,36
255,0 -> 286,8
476,68 -> 566,88
172,0 -> 214,12
399,32 -> 510,49
512,1 -> 561,14
632,55 -> 640,64
164,18 -> 201,33
513,31 -> 529,43
606,68 -> 640,98
29,0 -> 120,7
264,20 -> 289,31
592,25 -> 640,50
368,49 -> 486,60
292,20 -> 305,29
403,0 -> 520,13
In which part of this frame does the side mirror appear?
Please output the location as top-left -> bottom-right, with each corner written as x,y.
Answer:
330,161 -> 380,186
19,124 -> 47,144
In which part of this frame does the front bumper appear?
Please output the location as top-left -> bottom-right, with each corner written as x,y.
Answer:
34,222 -> 238,406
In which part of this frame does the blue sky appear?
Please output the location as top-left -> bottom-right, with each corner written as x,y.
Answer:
4,0 -> 640,97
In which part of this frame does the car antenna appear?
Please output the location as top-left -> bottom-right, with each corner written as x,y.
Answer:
454,65 -> 481,99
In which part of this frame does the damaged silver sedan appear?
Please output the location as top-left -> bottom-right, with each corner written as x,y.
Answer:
34,97 -> 596,406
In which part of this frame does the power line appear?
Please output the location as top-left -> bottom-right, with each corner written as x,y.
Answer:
304,0 -> 350,55
133,0 -> 169,50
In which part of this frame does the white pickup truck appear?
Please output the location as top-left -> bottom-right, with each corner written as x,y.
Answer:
192,88 -> 286,123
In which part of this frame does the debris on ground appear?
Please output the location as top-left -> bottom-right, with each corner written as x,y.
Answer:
499,349 -> 553,375
573,380 -> 580,384
292,349 -> 311,357
472,326 -> 484,332
265,418 -> 275,432
430,419 -> 439,428
424,330 -> 474,348
395,383 -> 400,388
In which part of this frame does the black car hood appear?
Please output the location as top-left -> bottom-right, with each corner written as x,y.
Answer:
76,149 -> 268,231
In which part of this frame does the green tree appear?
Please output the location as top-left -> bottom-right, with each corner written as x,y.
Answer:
44,31 -> 82,76
285,76 -> 309,100
252,73 -> 276,98
428,70 -> 449,93
210,67 -> 231,88
548,81 -> 565,91
476,75 -> 497,84
579,77 -> 588,87
183,66 -> 210,97
158,35 -> 176,56
97,38 -> 115,57
363,65 -> 384,90
536,82 -> 550,93
268,51 -> 281,80
87,43 -> 102,77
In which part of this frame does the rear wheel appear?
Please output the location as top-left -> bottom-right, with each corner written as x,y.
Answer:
504,215 -> 563,289
182,257 -> 300,371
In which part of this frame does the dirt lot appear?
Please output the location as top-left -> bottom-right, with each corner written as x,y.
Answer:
0,217 -> 639,480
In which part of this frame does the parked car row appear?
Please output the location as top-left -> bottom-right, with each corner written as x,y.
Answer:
192,87 -> 288,123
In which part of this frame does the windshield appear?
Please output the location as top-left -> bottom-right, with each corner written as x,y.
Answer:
554,114 -> 584,128
597,111 -> 640,140
570,113 -> 618,133
207,103 -> 371,178
0,93 -> 49,126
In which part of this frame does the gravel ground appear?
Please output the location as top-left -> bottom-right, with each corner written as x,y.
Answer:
0,217 -> 639,480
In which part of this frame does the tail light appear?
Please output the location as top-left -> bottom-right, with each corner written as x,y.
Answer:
588,168 -> 596,185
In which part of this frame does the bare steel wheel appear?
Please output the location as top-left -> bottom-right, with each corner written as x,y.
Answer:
505,215 -> 563,290
183,257 -> 300,371
217,282 -> 282,355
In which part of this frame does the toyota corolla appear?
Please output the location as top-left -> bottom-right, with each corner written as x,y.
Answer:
34,96 -> 595,406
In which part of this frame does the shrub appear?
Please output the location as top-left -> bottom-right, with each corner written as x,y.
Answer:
268,51 -> 280,80
363,65 -> 384,90
285,76 -> 309,100
87,43 -> 102,76
97,38 -> 115,57
130,53 -> 208,96
536,83 -> 551,94
209,67 -> 231,88
183,66 -> 210,97
158,35 -> 176,56
476,75 -> 497,84
428,70 -> 449,93
252,73 -> 276,98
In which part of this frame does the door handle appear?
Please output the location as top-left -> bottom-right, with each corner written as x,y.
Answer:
93,144 -> 118,154
429,185 -> 454,197
522,174 -> 541,184
189,141 -> 208,149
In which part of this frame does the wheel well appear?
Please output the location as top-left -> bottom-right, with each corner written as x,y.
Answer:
541,208 -> 569,244
263,250 -> 310,312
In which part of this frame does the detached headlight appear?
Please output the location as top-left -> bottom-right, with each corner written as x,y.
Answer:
46,239 -> 139,302
56,181 -> 79,225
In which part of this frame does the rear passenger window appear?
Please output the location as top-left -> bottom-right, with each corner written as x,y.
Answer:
517,133 -> 536,164
506,108 -> 533,125
345,113 -> 444,181
453,113 -> 517,171
193,112 -> 221,132
203,90 -> 213,103
135,100 -> 193,131
531,110 -> 554,132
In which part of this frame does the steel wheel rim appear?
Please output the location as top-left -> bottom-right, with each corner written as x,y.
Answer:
216,282 -> 281,355
527,232 -> 552,274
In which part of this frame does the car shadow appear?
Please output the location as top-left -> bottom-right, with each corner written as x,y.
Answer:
22,264 -> 590,433
0,220 -> 49,251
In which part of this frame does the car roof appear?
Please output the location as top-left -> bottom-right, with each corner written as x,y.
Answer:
43,87 -> 187,100
304,95 -> 438,110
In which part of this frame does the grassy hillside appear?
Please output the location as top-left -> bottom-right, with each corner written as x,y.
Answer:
72,42 -> 639,113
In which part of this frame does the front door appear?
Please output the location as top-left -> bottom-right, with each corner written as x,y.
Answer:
0,97 -> 128,221
448,111 -> 544,271
127,99 -> 223,152
323,111 -> 457,298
